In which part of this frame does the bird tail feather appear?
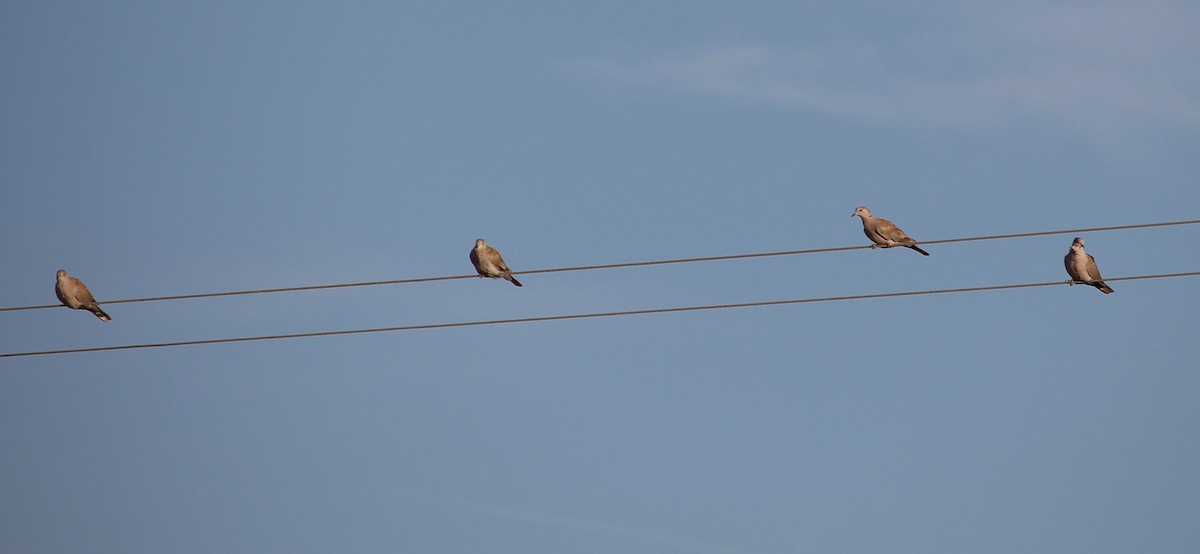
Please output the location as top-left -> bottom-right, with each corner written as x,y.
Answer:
90,306 -> 112,321
908,245 -> 931,256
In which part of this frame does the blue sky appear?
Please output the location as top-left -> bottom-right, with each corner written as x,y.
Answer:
2,2 -> 1198,552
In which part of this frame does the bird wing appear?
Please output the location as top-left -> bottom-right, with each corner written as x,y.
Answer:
874,218 -> 910,242
71,277 -> 98,304
492,251 -> 512,273
1086,253 -> 1104,281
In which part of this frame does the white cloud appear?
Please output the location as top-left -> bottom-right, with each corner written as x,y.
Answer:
568,1 -> 1200,134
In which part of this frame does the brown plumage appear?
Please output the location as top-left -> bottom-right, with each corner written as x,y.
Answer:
55,269 -> 112,321
470,239 -> 523,287
1064,237 -> 1114,294
852,206 -> 930,256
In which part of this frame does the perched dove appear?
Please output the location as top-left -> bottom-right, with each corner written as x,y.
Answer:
55,269 -> 112,321
470,238 -> 523,287
1064,237 -> 1114,294
851,206 -> 930,256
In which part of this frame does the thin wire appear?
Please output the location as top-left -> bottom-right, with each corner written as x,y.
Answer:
3,271 -> 1196,359
3,218 -> 1197,313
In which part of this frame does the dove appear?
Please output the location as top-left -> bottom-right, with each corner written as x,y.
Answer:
1064,237 -> 1114,294
470,239 -> 523,287
851,206 -> 930,256
55,269 -> 112,321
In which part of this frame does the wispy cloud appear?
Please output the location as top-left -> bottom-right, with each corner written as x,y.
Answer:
568,2 -> 1200,134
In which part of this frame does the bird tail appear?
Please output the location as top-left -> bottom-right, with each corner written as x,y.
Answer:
908,245 -> 931,256
89,305 -> 112,322
507,275 -> 523,287
1093,282 -> 1114,294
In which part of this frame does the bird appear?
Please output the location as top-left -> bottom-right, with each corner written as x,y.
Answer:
851,206 -> 930,256
1064,237 -> 1114,294
470,239 -> 523,287
55,269 -> 112,321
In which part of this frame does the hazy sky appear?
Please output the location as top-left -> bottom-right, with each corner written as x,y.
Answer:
3,2 -> 1198,553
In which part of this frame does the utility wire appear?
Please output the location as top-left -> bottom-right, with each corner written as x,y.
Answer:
3,219 -> 1197,313
3,271 -> 1196,359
